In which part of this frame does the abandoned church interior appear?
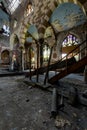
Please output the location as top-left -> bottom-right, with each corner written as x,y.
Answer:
0,0 -> 87,129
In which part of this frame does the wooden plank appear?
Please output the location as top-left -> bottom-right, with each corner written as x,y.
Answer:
25,56 -> 76,77
48,56 -> 87,84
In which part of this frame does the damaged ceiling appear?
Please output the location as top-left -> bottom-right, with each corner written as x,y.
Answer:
0,0 -> 87,40
22,0 -> 87,43
49,2 -> 87,32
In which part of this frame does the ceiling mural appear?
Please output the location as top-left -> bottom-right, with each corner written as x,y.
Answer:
44,26 -> 56,47
0,8 -> 9,20
26,37 -> 33,43
44,26 -> 54,39
27,25 -> 39,41
49,2 -> 87,32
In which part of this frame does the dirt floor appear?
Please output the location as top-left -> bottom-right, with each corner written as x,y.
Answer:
0,75 -> 87,130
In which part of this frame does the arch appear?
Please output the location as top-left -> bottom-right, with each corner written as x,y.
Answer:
13,34 -> 19,44
38,25 -> 46,39
10,33 -> 20,50
27,24 -> 39,40
20,22 -> 30,44
13,34 -> 20,49
62,33 -> 79,47
1,50 -> 10,65
49,2 -> 87,32
44,26 -> 56,47
19,0 -> 86,47
62,33 -> 80,60
43,43 -> 50,63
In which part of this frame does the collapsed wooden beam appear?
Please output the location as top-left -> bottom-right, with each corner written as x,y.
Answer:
25,56 -> 76,77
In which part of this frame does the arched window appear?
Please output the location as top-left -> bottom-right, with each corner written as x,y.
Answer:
31,47 -> 35,63
1,50 -> 10,64
62,34 -> 80,60
43,44 -> 50,62
62,34 -> 79,47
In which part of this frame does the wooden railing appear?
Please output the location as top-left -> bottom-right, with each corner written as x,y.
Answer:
25,39 -> 87,84
50,39 -> 86,67
48,39 -> 87,84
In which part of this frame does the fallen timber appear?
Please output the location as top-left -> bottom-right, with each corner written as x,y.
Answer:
48,56 -> 87,84
51,88 -> 64,117
23,79 -> 87,107
25,56 -> 76,77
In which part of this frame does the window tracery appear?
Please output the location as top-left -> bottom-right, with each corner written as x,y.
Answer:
62,34 -> 79,47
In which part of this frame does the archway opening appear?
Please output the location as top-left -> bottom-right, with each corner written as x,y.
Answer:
62,34 -> 80,60
1,50 -> 10,67
43,44 -> 50,66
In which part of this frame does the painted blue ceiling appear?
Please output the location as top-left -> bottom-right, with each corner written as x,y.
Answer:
26,37 -> 33,43
0,9 -> 9,20
49,2 -> 87,32
0,8 -> 9,28
27,25 -> 39,40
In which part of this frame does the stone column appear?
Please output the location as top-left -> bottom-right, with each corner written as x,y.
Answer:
36,41 -> 40,82
39,38 -> 44,67
22,49 -> 25,71
25,47 -> 29,69
57,38 -> 62,60
0,47 -> 1,58
9,50 -> 13,71
84,32 -> 87,84
19,46 -> 24,71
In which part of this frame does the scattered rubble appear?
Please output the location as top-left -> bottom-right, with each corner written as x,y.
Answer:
0,76 -> 87,130
55,115 -> 71,128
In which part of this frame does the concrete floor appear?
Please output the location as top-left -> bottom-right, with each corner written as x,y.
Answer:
0,76 -> 56,130
0,71 -> 87,130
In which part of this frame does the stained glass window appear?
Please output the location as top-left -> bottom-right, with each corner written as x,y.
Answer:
43,44 -> 50,62
62,34 -> 79,47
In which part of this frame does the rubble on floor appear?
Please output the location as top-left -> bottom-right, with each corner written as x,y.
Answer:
0,74 -> 87,130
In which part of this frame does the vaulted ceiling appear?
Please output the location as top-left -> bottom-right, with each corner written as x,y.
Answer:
0,0 -> 25,33
0,0 -> 87,18
0,0 -> 87,42
0,0 -> 24,15
20,0 -> 87,43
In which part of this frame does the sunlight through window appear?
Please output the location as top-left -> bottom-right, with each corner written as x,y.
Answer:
8,0 -> 21,14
